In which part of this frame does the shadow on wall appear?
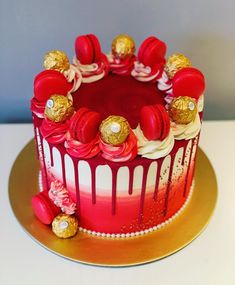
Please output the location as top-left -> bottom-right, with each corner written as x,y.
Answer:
180,34 -> 235,120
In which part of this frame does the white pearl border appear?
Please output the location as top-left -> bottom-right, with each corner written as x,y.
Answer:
79,181 -> 195,238
39,172 -> 195,239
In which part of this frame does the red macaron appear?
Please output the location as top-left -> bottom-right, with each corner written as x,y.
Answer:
70,107 -> 101,143
140,104 -> 170,141
75,34 -> 102,64
34,70 -> 72,102
138,36 -> 167,67
172,67 -> 205,100
31,191 -> 61,225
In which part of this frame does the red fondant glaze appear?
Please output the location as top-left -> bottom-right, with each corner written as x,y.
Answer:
138,36 -> 167,67
69,108 -> 101,143
140,104 -> 170,140
72,74 -> 165,128
34,70 -> 72,102
31,191 -> 60,225
75,34 -> 102,64
172,67 -> 205,100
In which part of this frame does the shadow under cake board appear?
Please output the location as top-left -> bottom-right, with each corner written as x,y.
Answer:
8,139 -> 217,267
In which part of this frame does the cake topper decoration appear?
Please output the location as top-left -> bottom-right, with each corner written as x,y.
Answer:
140,104 -> 170,141
52,214 -> 78,238
172,67 -> 205,100
69,107 -> 101,143
43,50 -> 70,72
169,96 -> 197,124
165,53 -> 192,79
100,115 -> 130,146
112,34 -> 136,59
44,94 -> 74,122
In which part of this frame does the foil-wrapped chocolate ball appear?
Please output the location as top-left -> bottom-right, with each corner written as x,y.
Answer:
52,214 -> 78,238
43,50 -> 70,72
165,53 -> 192,79
44,95 -> 74,122
169,96 -> 197,124
112,34 -> 135,59
100,115 -> 130,145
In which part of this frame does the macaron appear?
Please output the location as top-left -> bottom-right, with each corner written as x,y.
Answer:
69,107 -> 101,143
75,34 -> 102,64
31,191 -> 61,225
172,67 -> 205,100
140,104 -> 170,141
138,36 -> 167,67
34,70 -> 72,102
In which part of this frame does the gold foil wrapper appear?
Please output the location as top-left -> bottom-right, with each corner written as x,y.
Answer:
52,214 -> 78,239
44,95 -> 74,122
100,115 -> 130,145
112,34 -> 135,59
165,54 -> 192,79
169,96 -> 197,124
43,50 -> 70,72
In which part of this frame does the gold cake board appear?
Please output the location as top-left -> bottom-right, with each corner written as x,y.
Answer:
8,140 -> 217,267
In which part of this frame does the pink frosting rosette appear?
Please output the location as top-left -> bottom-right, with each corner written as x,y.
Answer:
40,117 -> 70,144
49,180 -> 76,215
99,130 -> 138,162
65,132 -> 100,159
31,97 -> 46,118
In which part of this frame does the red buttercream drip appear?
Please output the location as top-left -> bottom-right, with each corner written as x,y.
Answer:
109,55 -> 136,76
138,164 -> 150,223
40,118 -> 70,144
39,132 -> 49,190
73,160 -> 80,215
153,160 -> 163,201
91,164 -> 97,204
128,166 -> 135,195
49,144 -> 54,167
61,154 -> 67,188
111,168 -> 118,215
164,153 -> 176,216
183,139 -> 195,197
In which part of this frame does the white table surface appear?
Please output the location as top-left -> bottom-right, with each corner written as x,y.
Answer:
0,121 -> 235,285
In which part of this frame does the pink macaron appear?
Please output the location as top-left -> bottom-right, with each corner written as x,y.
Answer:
69,107 -> 101,143
140,104 -> 170,141
138,36 -> 167,67
172,67 -> 205,100
34,70 -> 72,102
75,34 -> 102,64
32,191 -> 61,225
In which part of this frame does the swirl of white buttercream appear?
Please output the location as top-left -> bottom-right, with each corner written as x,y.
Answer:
171,113 -> 201,140
73,57 -> 105,83
157,71 -> 172,91
131,61 -> 159,82
63,64 -> 82,93
133,125 -> 175,159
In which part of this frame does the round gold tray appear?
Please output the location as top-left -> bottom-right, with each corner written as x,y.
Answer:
9,140 -> 217,267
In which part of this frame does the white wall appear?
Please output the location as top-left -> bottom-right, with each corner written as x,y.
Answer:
0,0 -> 234,122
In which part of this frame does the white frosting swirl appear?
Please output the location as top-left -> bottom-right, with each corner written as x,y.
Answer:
63,64 -> 82,93
133,125 -> 175,159
171,113 -> 201,140
73,57 -> 105,83
157,71 -> 172,91
131,61 -> 160,82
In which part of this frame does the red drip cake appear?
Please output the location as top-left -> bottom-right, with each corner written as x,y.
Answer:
31,34 -> 205,238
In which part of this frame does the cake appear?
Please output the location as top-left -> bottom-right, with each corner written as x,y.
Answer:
30,34 -> 205,238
